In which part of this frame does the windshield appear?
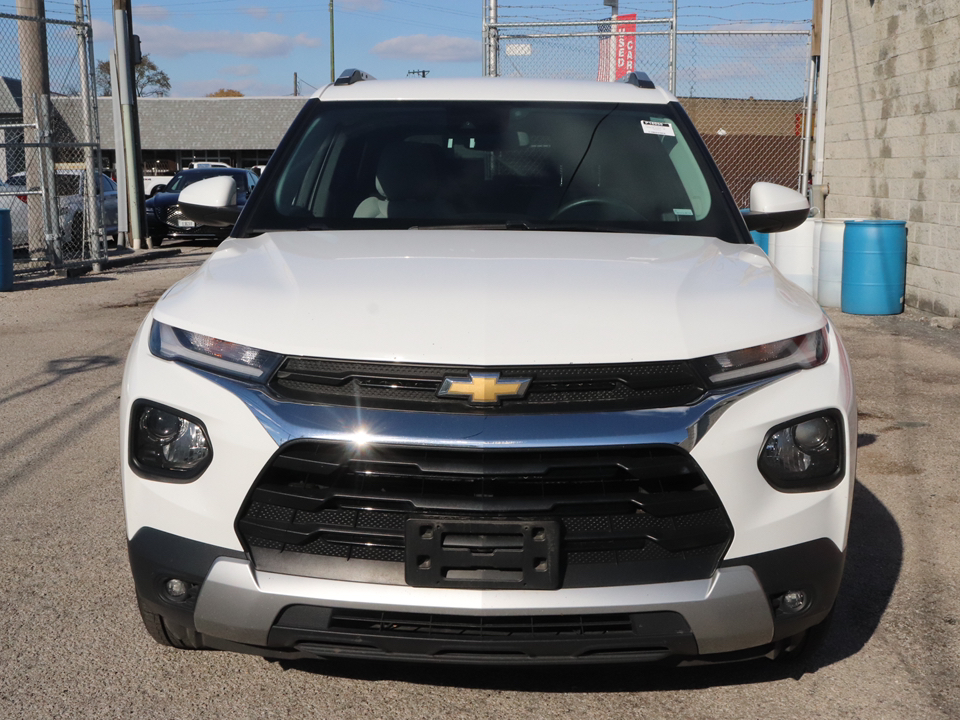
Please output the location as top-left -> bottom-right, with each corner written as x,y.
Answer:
238,100 -> 746,240
167,170 -> 243,194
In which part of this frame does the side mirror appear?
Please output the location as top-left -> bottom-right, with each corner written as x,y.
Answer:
743,182 -> 809,233
179,176 -> 242,227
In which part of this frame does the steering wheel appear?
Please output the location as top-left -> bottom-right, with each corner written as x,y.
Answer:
550,197 -> 646,221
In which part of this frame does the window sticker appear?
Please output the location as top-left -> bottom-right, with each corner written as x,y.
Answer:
674,208 -> 694,216
641,120 -> 675,137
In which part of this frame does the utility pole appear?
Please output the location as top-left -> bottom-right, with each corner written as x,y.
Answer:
407,70 -> 429,78
113,0 -> 146,249
329,0 -> 335,83
17,0 -> 54,264
294,71 -> 298,96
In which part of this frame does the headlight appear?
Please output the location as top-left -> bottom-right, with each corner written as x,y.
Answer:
693,327 -> 828,387
130,402 -> 211,481
149,321 -> 282,382
758,411 -> 844,492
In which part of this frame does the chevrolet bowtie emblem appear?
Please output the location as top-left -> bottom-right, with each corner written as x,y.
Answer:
438,372 -> 532,404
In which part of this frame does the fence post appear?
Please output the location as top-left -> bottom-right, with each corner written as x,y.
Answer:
489,0 -> 499,77
36,94 -> 62,269
0,209 -> 12,292
76,0 -> 103,270
669,0 -> 677,94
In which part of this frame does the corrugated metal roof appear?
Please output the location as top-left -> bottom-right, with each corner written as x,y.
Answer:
94,96 -> 309,150
0,77 -> 23,117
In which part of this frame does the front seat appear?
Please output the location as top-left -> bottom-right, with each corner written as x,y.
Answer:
354,142 -> 447,219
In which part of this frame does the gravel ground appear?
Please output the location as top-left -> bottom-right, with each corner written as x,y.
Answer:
1,247 -> 958,719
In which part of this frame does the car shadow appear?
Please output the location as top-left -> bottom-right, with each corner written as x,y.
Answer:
10,274 -> 116,291
0,355 -> 120,408
272,480 -> 901,690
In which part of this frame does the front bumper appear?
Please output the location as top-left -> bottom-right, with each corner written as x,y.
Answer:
130,528 -> 843,663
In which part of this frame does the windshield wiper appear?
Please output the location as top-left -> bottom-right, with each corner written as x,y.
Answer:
409,221 -> 635,233
517,221 -> 635,233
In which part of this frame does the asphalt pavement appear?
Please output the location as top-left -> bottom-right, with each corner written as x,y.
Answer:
1,247 -> 958,719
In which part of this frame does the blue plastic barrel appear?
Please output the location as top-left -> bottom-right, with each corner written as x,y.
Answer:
750,230 -> 770,255
841,220 -> 907,315
0,208 -> 12,292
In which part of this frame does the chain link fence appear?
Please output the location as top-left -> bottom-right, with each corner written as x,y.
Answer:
0,3 -> 105,275
485,18 -> 811,208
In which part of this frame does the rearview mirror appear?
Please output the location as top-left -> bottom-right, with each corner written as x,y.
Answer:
743,182 -> 809,233
179,176 -> 242,227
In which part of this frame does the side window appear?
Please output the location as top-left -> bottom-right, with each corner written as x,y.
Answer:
248,171 -> 258,188
235,174 -> 248,193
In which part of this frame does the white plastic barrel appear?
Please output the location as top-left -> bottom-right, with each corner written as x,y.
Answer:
770,218 -> 816,295
817,218 -> 858,308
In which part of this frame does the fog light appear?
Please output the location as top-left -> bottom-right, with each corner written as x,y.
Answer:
781,590 -> 808,614
165,578 -> 188,600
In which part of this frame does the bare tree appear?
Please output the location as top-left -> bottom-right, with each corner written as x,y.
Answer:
95,54 -> 172,97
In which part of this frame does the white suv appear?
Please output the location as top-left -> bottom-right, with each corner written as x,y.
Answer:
121,71 -> 856,665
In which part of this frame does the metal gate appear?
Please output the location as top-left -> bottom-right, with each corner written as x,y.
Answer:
482,9 -> 812,208
0,1 -> 105,274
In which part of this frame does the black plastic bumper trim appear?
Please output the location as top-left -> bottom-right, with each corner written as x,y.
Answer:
128,527 -> 245,631
722,537 -> 846,640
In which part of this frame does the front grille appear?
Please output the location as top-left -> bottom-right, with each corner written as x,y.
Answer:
163,204 -> 184,226
268,357 -> 707,413
237,441 -> 733,588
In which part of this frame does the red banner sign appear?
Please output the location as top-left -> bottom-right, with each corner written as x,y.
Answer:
615,13 -> 637,81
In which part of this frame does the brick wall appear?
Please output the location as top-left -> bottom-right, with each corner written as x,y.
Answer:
823,0 -> 960,316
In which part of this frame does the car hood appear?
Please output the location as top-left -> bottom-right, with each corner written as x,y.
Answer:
145,192 -> 181,208
152,230 -> 824,365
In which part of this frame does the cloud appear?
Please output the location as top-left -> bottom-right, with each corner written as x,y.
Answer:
242,7 -> 271,20
372,35 -> 480,63
222,64 -> 260,77
90,18 -> 113,43
134,24 -> 321,58
136,5 -> 170,23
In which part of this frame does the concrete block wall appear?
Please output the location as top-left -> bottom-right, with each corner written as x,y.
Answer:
823,0 -> 960,316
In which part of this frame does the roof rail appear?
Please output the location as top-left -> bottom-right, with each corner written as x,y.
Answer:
621,72 -> 656,90
334,68 -> 376,86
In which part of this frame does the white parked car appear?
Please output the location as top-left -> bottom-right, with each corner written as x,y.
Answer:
2,169 -> 119,254
121,71 -> 856,665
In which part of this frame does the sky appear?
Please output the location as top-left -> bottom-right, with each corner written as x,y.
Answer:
31,0 -> 813,98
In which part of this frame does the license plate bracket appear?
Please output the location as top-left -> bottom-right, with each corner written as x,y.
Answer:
405,518 -> 560,590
